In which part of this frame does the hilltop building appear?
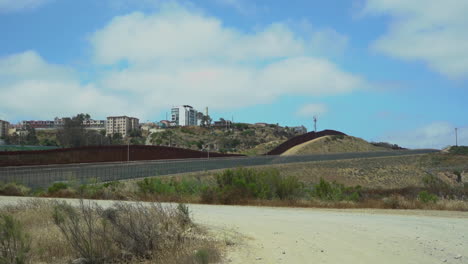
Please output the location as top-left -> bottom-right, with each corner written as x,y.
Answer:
0,120 -> 9,139
157,120 -> 172,128
171,105 -> 198,126
21,118 -> 106,130
106,116 -> 139,137
54,117 -> 106,130
21,120 -> 55,129
291,126 -> 307,134
213,118 -> 232,129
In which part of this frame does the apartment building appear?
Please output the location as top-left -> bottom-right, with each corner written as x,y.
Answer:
0,120 -> 9,139
171,105 -> 198,126
106,116 -> 139,137
22,118 -> 106,130
21,120 -> 55,129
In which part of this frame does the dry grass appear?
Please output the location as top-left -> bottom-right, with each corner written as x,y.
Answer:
236,197 -> 468,211
0,199 -> 224,264
281,135 -> 387,156
150,154 -> 467,189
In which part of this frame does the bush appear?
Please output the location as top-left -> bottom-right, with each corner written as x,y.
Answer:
52,200 -> 116,263
193,248 -> 220,264
53,200 -> 195,263
48,182 -> 69,194
0,183 -> 30,196
202,168 -> 304,204
418,191 -> 438,204
311,178 -> 361,202
100,202 -> 191,259
0,214 -> 31,264
382,196 -> 401,209
449,146 -> 468,155
177,203 -> 192,228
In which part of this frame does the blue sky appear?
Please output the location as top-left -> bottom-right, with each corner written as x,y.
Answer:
0,0 -> 467,148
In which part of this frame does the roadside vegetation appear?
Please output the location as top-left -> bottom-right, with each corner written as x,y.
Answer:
2,162 -> 467,211
448,146 -> 468,155
0,199 -> 223,264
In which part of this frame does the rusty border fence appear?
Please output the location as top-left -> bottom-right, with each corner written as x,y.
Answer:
0,149 -> 439,189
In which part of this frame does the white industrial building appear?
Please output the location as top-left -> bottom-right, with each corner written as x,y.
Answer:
171,105 -> 198,126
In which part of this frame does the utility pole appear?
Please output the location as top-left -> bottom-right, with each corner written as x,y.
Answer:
127,139 -> 130,162
313,116 -> 318,132
455,128 -> 458,146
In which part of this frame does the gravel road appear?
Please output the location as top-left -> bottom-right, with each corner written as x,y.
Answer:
0,197 -> 466,264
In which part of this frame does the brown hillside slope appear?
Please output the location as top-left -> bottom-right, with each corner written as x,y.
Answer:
281,135 -> 388,156
266,129 -> 346,155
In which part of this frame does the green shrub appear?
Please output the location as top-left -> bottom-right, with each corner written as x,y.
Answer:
311,178 -> 361,201
382,196 -> 400,209
418,191 -> 438,203
448,146 -> 468,155
48,182 -> 69,194
0,214 -> 31,264
177,203 -> 192,228
0,183 -> 30,196
241,130 -> 255,136
205,168 -> 304,204
313,178 -> 343,201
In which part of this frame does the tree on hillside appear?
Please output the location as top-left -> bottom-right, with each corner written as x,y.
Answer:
24,124 -> 39,145
200,115 -> 212,127
57,113 -> 90,148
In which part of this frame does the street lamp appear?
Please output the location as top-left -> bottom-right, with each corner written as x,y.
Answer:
127,138 -> 130,162
204,144 -> 210,159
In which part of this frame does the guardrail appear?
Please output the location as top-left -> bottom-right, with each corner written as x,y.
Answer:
0,149 -> 439,189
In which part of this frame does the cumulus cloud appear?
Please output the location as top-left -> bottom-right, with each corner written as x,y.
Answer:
1,3 -> 367,121
380,122 -> 467,149
363,0 -> 468,79
0,51 -> 128,120
90,4 -> 366,112
0,0 -> 51,13
296,103 -> 328,117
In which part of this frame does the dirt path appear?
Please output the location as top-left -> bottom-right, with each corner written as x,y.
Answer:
0,197 -> 467,264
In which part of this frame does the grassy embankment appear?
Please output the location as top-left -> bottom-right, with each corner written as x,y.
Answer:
2,153 -> 467,211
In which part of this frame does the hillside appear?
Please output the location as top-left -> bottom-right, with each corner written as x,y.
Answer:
281,135 -> 388,156
148,124 -> 299,154
266,129 -> 347,155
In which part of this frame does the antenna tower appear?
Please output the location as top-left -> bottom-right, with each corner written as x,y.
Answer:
313,116 -> 318,132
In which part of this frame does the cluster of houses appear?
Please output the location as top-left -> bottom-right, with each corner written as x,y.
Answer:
0,105 -> 307,141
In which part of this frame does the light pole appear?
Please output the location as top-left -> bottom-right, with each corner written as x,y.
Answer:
204,144 -> 210,159
455,128 -> 458,146
127,139 -> 130,162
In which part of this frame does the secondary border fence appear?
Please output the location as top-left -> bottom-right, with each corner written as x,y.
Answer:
0,149 -> 438,189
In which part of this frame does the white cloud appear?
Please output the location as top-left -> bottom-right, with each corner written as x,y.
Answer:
1,4 -> 366,122
213,0 -> 264,15
363,0 -> 468,79
0,51 -> 128,121
0,0 -> 51,13
296,103 -> 328,117
90,4 -> 366,113
380,122 -> 468,149
90,9 -> 307,64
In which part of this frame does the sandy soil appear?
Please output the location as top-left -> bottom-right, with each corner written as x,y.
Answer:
0,197 -> 467,264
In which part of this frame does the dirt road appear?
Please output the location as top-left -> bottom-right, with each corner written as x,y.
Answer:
0,197 -> 466,264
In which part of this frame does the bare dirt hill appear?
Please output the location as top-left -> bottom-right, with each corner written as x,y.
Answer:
281,135 -> 388,156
